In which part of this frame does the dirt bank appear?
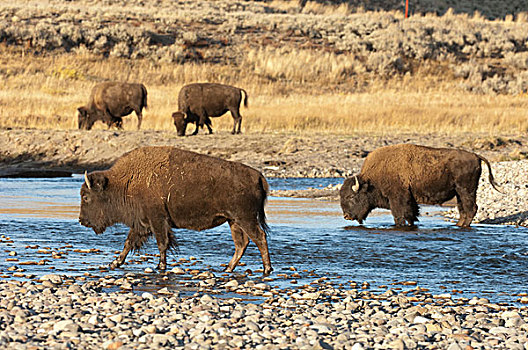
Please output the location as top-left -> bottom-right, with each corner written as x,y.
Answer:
1,129 -> 527,178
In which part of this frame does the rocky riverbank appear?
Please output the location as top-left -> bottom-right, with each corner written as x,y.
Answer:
0,272 -> 527,349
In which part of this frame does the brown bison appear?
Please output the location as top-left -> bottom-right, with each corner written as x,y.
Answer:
77,82 -> 147,130
172,83 -> 248,136
79,146 -> 272,274
340,144 -> 501,227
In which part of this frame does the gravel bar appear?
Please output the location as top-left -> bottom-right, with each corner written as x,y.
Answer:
0,273 -> 528,349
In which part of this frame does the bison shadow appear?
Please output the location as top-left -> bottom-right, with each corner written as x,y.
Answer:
478,211 -> 528,227
342,223 -> 474,233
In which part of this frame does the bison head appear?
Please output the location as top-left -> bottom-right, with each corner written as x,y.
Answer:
77,107 -> 95,130
172,112 -> 188,136
79,171 -> 113,234
339,175 -> 374,224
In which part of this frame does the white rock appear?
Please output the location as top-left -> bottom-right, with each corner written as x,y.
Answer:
53,320 -> 79,333
142,292 -> 154,300
41,274 -> 63,285
224,280 -> 239,288
171,267 -> 185,275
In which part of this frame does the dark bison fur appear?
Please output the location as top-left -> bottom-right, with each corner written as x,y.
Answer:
77,82 -> 147,130
340,144 -> 501,227
79,146 -> 272,274
172,83 -> 248,136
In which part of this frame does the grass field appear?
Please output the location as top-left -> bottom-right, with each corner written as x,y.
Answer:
1,47 -> 527,135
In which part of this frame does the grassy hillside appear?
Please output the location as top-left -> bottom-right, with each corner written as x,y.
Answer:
0,0 -> 527,134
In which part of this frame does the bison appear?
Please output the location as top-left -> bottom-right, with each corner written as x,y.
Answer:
340,144 -> 501,227
171,111 -> 213,136
172,83 -> 248,136
77,82 -> 147,130
79,146 -> 272,274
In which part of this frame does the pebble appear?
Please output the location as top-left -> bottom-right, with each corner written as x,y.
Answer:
0,277 -> 525,349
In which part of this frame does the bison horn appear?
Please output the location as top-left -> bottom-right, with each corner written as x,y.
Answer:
352,176 -> 360,192
84,171 -> 91,190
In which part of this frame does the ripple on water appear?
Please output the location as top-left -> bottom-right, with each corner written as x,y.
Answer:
0,176 -> 528,304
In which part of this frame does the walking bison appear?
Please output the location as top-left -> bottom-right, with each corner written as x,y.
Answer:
77,82 -> 147,130
340,144 -> 501,227
79,146 -> 272,274
172,83 -> 248,136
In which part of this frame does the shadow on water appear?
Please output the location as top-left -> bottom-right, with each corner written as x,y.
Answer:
1,176 -> 528,304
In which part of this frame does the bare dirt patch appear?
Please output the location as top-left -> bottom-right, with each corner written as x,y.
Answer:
2,129 -> 527,179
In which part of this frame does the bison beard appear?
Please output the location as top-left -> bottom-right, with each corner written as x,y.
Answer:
79,146 -> 272,274
340,144 -> 501,227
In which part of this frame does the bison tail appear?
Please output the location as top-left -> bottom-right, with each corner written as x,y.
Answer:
141,84 -> 148,110
478,155 -> 503,194
241,89 -> 249,108
257,175 -> 270,236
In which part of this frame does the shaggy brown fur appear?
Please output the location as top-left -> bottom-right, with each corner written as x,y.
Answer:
340,144 -> 501,227
77,82 -> 147,130
172,83 -> 248,136
79,146 -> 272,274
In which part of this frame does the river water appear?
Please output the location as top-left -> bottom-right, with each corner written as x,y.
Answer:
0,176 -> 527,304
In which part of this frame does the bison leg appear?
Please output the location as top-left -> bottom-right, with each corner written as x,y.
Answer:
455,188 -> 478,227
151,219 -> 172,270
135,111 -> 142,130
389,192 -> 419,227
236,220 -> 272,275
225,222 -> 250,273
110,229 -> 136,269
191,122 -> 200,135
205,118 -> 213,134
230,109 -> 242,134
455,194 -> 468,227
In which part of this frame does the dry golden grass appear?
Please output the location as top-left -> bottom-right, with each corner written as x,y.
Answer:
1,47 -> 527,135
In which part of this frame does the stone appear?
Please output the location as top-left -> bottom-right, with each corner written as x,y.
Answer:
41,274 -> 63,285
53,320 -> 80,333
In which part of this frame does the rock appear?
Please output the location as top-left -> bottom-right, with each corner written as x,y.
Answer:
141,292 -> 154,300
171,267 -> 185,274
224,280 -> 239,288
106,341 -> 124,350
41,274 -> 63,285
314,339 -> 334,349
53,320 -> 79,333
447,342 -> 463,350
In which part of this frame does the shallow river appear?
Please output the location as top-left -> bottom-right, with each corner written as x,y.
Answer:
0,176 -> 527,304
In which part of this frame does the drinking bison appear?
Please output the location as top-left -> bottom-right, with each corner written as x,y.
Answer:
340,144 -> 501,227
172,83 -> 248,136
77,82 -> 147,130
79,146 -> 272,274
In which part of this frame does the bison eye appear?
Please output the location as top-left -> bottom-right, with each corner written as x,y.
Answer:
82,195 -> 90,203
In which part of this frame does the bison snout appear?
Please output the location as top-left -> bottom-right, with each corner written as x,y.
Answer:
343,214 -> 352,220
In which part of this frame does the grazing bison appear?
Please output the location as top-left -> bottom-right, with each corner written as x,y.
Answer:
340,144 -> 501,227
172,83 -> 248,136
79,146 -> 272,274
77,82 -> 147,130
171,111 -> 213,136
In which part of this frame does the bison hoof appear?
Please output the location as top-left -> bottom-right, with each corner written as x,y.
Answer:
157,263 -> 167,271
109,260 -> 121,269
263,267 -> 273,276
